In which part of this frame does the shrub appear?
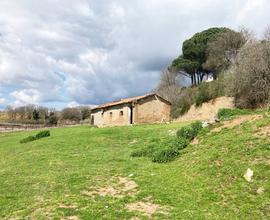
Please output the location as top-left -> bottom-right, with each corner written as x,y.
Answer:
190,121 -> 203,134
20,130 -> 50,144
217,108 -> 253,120
151,137 -> 186,163
172,137 -> 189,150
35,130 -> 50,139
152,146 -> 180,163
195,83 -> 212,107
225,41 -> 270,108
171,88 -> 195,118
20,135 -> 36,144
172,98 -> 191,118
177,121 -> 202,141
131,123 -> 201,163
46,114 -> 58,125
131,144 -> 157,158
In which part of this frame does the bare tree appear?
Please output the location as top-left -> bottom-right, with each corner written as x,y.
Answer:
5,106 -> 16,121
238,26 -> 256,42
78,106 -> 91,120
226,40 -> 270,108
60,107 -> 82,121
263,25 -> 270,41
156,69 -> 183,105
37,106 -> 49,122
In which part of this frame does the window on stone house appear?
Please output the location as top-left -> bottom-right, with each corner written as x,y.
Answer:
119,111 -> 124,116
110,112 -> 113,118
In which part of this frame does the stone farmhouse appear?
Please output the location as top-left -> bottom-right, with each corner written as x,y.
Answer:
91,93 -> 171,127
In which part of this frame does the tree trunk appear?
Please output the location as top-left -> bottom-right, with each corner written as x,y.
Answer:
200,72 -> 204,82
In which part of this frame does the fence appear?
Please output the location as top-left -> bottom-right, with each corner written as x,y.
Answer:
0,123 -> 57,132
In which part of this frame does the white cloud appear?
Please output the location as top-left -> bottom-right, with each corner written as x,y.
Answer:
11,89 -> 41,106
0,98 -> 6,105
66,101 -> 80,108
0,0 -> 269,108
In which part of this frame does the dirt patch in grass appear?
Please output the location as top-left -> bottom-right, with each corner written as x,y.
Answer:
30,207 -> 54,219
81,176 -> 138,198
212,114 -> 262,132
254,124 -> 270,138
129,139 -> 138,145
191,137 -> 199,145
126,201 -> 169,218
252,157 -> 270,166
59,204 -> 78,209
61,216 -> 79,220
119,177 -> 138,194
82,186 -> 122,198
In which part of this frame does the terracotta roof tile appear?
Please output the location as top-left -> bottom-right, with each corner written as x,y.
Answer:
91,93 -> 170,111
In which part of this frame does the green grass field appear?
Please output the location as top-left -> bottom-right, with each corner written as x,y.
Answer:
0,114 -> 270,219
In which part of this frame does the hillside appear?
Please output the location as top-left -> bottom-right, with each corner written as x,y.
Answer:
0,111 -> 270,219
176,96 -> 234,122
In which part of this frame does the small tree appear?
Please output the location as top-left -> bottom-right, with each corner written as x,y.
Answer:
79,106 -> 91,120
203,29 -> 246,76
263,25 -> 270,41
32,109 -> 40,121
61,107 -> 82,121
156,70 -> 183,104
226,40 -> 270,108
47,112 -> 58,125
5,106 -> 16,121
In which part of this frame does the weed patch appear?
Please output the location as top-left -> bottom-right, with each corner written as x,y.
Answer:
131,122 -> 202,163
176,121 -> 202,140
217,108 -> 254,120
20,130 -> 50,143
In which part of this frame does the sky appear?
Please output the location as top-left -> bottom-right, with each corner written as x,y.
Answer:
0,0 -> 269,109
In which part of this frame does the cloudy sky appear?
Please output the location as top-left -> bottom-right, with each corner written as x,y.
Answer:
0,0 -> 269,109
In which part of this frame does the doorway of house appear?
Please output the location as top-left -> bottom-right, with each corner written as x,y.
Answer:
129,106 -> 133,124
91,115 -> 94,125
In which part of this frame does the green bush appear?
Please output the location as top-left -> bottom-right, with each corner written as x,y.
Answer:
177,121 -> 202,141
131,144 -> 157,158
195,83 -> 212,107
131,122 -> 202,163
152,146 -> 180,163
172,137 -> 189,150
217,108 -> 253,120
20,135 -> 37,144
35,130 -> 50,139
20,130 -> 50,144
151,137 -> 188,163
174,99 -> 191,117
191,121 -> 203,133
46,114 -> 58,125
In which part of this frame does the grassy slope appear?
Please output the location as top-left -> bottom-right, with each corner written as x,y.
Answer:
0,115 -> 269,219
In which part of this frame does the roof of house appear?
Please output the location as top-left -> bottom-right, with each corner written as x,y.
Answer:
91,93 -> 171,111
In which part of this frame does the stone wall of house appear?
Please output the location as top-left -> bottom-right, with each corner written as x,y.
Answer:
91,104 -> 131,127
133,96 -> 171,124
91,95 -> 171,127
